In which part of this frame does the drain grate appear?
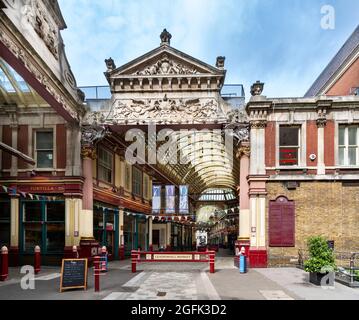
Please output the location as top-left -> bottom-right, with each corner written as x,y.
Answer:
157,291 -> 167,297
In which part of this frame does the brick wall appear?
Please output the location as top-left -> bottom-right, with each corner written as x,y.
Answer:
266,181 -> 359,267
326,57 -> 359,96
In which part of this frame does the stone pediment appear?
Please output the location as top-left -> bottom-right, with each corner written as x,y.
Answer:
106,46 -> 225,79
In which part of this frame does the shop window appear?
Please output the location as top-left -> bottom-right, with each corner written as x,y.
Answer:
98,147 -> 113,184
22,201 -> 65,253
132,167 -> 142,197
35,131 -> 54,168
0,200 -> 10,247
93,207 -> 115,254
125,163 -> 131,190
143,174 -> 149,199
269,197 -> 295,247
279,126 -> 300,166
339,125 -> 358,166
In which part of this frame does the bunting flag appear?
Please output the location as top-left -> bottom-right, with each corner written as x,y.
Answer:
0,184 -> 63,202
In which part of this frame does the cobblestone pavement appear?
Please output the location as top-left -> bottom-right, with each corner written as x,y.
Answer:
0,257 -> 358,300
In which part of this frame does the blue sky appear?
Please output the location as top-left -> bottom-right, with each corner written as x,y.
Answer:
59,0 -> 359,98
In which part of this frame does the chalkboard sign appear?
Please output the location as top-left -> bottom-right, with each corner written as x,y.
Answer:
60,259 -> 88,292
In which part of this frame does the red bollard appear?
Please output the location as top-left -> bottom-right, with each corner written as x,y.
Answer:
72,246 -> 79,259
94,256 -> 100,292
34,246 -> 41,275
101,246 -> 108,272
131,250 -> 137,273
209,251 -> 215,274
0,246 -> 9,281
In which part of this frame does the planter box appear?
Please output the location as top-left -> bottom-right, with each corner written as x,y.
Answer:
309,272 -> 335,286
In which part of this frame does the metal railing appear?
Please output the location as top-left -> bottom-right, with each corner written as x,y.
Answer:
79,84 -> 245,101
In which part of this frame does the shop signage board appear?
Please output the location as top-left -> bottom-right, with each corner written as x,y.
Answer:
153,254 -> 193,260
60,259 -> 88,292
165,185 -> 175,214
179,185 -> 189,214
152,185 -> 161,214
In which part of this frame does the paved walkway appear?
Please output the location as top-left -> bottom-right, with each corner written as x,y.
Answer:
0,257 -> 358,300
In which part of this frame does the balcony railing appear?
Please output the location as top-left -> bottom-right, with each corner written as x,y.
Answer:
79,84 -> 245,101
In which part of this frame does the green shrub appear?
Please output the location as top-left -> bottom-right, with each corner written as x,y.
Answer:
304,236 -> 336,273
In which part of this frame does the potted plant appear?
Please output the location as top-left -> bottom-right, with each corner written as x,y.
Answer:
304,236 -> 336,286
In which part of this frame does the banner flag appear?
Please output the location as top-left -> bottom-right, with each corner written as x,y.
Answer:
165,185 -> 175,214
152,185 -> 161,214
179,185 -> 189,215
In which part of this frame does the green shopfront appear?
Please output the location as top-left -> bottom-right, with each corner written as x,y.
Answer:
19,199 -> 65,265
124,213 -> 148,256
93,203 -> 119,260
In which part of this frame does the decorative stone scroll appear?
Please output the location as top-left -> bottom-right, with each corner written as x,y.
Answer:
236,146 -> 251,158
224,109 -> 250,145
81,125 -> 108,159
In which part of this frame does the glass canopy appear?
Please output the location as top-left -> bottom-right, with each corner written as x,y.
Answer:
198,188 -> 237,201
0,58 -> 30,93
0,58 -> 44,106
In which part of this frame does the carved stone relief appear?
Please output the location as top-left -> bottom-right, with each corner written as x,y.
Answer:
81,125 -> 108,159
133,54 -> 198,76
22,0 -> 59,60
109,96 -> 224,123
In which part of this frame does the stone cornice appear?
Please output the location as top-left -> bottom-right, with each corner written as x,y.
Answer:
0,14 -> 85,123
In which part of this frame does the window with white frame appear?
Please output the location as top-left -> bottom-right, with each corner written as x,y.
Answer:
35,131 -> 54,168
279,126 -> 300,166
98,147 -> 113,183
338,125 -> 358,166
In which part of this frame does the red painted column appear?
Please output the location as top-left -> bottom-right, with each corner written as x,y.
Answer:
34,246 -> 41,275
0,246 -> 9,281
93,256 -> 100,292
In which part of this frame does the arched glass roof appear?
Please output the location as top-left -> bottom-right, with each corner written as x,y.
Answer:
149,129 -> 239,194
198,188 -> 237,201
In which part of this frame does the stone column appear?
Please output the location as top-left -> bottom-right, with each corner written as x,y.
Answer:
10,124 -> 18,177
236,142 -> 251,256
80,145 -> 95,240
247,120 -> 269,268
166,222 -> 171,251
246,90 -> 271,268
317,119 -> 326,175
9,195 -> 19,266
148,217 -> 153,251
64,197 -> 82,258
